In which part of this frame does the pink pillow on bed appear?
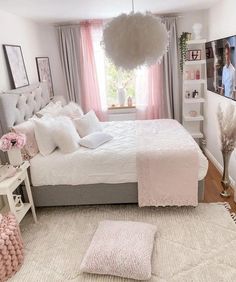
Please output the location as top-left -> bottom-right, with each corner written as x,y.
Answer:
13,120 -> 39,158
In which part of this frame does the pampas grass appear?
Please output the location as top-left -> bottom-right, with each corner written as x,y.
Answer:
217,103 -> 236,152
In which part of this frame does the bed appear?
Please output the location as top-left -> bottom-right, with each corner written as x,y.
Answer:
0,83 -> 208,207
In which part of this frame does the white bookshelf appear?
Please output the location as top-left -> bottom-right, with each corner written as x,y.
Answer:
182,39 -> 207,140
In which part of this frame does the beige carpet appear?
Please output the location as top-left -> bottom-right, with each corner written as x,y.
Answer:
10,203 -> 236,282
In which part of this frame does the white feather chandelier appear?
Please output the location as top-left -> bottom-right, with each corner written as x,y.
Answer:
103,1 -> 169,70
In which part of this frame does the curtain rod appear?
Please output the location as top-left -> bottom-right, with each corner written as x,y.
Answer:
54,14 -> 182,27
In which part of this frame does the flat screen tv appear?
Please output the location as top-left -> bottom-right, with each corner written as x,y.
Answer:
206,35 -> 236,101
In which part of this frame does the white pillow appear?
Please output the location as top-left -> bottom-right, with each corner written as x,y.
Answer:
80,220 -> 157,280
36,101 -> 62,118
79,132 -> 112,149
73,110 -> 101,138
53,116 -> 80,153
34,116 -> 80,156
34,117 -> 56,156
59,102 -> 84,119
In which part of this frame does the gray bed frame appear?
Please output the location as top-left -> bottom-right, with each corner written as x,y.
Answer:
0,83 -> 205,207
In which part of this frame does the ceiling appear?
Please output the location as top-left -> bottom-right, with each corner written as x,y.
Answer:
0,0 -> 220,24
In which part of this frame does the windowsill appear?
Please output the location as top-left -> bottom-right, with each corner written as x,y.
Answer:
108,105 -> 136,110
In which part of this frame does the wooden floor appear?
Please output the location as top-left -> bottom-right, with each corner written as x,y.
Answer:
204,160 -> 236,213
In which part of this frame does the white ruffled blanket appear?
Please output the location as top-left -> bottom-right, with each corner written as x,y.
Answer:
136,119 -> 199,207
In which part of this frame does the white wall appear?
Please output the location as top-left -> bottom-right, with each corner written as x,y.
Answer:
0,9 -> 66,95
205,0 -> 236,187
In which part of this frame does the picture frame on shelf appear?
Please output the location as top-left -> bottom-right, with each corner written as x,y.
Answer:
36,57 -> 54,97
187,49 -> 202,61
3,44 -> 29,89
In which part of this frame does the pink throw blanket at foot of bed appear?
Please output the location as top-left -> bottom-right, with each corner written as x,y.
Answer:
136,119 -> 199,207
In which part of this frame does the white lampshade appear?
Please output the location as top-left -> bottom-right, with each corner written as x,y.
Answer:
103,12 -> 169,70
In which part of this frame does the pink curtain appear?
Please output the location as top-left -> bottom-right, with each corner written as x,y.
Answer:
147,63 -> 165,119
80,21 -> 106,121
136,63 -> 165,120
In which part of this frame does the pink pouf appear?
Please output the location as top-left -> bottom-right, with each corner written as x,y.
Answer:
0,213 -> 24,282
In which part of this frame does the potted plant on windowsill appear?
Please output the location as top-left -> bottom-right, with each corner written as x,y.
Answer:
0,132 -> 26,166
217,104 -> 236,198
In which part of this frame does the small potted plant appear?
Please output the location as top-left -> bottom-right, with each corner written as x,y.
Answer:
0,132 -> 26,166
179,32 -> 191,72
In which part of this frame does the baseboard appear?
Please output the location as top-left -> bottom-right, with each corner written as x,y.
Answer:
204,147 -> 236,190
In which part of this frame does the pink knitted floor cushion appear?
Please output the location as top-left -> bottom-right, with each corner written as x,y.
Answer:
0,213 -> 24,282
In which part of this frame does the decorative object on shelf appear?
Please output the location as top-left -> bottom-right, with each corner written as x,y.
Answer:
36,57 -> 54,97
187,50 -> 201,61
190,70 -> 195,80
13,194 -> 24,211
3,44 -> 29,89
192,23 -> 203,40
0,213 -> 24,281
0,165 -> 17,182
189,110 -> 198,117
127,96 -> 133,107
217,104 -> 236,197
179,32 -> 191,72
102,0 -> 169,70
195,69 -> 200,80
192,90 -> 199,98
185,90 -> 191,98
117,88 -> 126,106
184,70 -> 190,80
0,132 -> 26,166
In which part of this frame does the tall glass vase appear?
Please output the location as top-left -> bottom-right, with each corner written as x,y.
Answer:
220,150 -> 233,197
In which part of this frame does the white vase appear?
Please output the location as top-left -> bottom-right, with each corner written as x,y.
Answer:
118,88 -> 126,106
7,148 -> 23,166
192,23 -> 203,40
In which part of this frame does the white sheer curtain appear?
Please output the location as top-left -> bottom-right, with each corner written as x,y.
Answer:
135,67 -> 149,119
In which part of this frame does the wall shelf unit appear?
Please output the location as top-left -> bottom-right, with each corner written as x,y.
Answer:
182,39 -> 207,140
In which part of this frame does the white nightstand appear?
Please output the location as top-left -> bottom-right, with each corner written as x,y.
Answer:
0,161 -> 37,223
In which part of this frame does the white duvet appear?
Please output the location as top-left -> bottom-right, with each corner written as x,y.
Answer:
30,120 -> 208,186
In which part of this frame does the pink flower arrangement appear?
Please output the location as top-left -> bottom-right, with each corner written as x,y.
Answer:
0,132 -> 26,152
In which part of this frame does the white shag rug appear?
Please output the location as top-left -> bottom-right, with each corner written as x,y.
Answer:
10,203 -> 236,282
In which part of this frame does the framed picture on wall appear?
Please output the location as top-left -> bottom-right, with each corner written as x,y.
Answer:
3,44 -> 29,89
36,57 -> 54,97
187,49 -> 202,61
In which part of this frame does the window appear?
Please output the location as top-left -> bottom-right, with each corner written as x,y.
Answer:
105,58 -> 136,107
92,25 -> 148,110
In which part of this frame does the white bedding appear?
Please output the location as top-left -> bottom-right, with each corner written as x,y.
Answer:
30,120 -> 208,186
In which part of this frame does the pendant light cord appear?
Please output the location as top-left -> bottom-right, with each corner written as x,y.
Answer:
132,0 -> 134,13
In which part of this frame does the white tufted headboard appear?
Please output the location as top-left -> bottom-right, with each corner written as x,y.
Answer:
0,82 -> 50,162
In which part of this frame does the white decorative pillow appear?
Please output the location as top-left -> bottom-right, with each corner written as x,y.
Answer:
36,101 -> 63,118
80,220 -> 157,280
79,132 -> 113,149
74,110 -> 101,138
59,102 -> 84,119
53,116 -> 80,153
34,117 -> 56,156
34,116 -> 80,156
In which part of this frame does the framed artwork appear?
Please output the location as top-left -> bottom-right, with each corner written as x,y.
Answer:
187,49 -> 202,61
36,57 -> 54,97
3,44 -> 29,89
